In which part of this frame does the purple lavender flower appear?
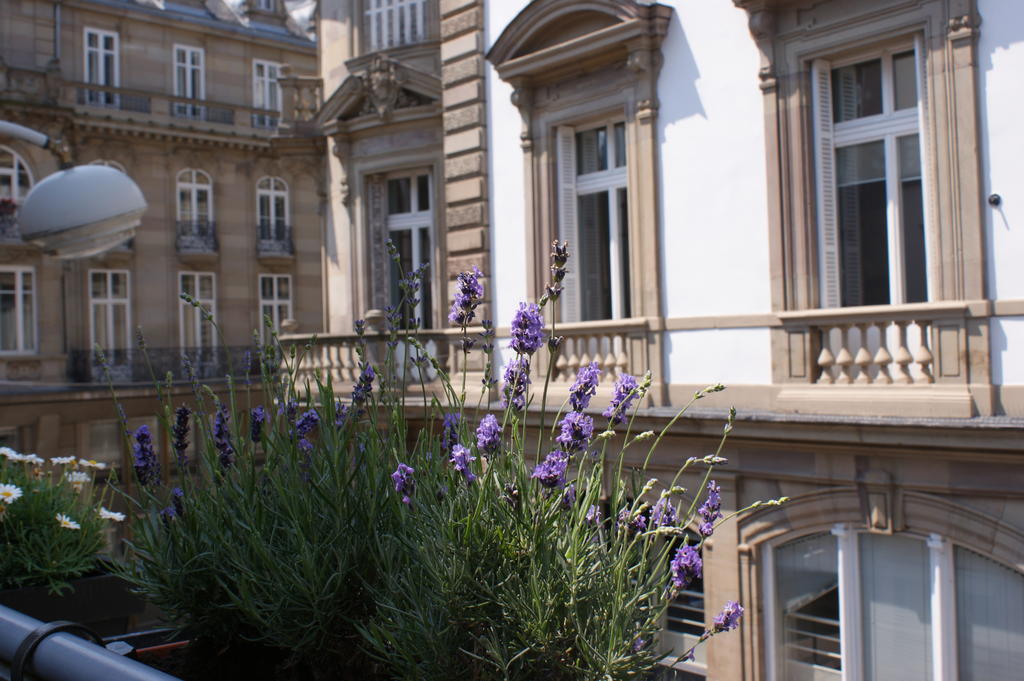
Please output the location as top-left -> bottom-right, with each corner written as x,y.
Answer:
631,637 -> 646,653
555,411 -> 594,454
698,480 -> 722,538
475,414 -> 501,457
617,507 -> 648,535
214,403 -> 235,469
171,487 -> 185,517
448,266 -> 484,327
441,413 -> 460,454
670,545 -> 703,592
160,506 -> 177,525
713,601 -> 744,632
585,504 -> 602,526
334,402 -> 349,429
132,424 -> 160,487
603,373 -> 640,425
279,400 -> 298,427
531,450 -> 569,489
352,364 -> 375,406
501,357 -> 531,412
480,319 -> 495,353
172,405 -> 190,466
561,483 -> 576,509
569,361 -> 601,411
250,406 -> 266,443
650,496 -> 677,530
510,302 -> 544,356
392,463 -> 415,504
449,444 -> 477,484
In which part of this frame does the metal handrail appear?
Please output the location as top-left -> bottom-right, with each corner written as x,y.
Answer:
0,604 -> 180,681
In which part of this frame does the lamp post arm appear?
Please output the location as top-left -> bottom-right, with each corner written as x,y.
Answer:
0,120 -> 73,168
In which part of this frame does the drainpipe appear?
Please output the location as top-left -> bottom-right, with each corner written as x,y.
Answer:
53,1 -> 61,61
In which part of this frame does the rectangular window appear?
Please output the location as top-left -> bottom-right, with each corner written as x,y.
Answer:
259,274 -> 292,341
0,268 -> 35,353
252,60 -> 282,129
365,0 -> 427,51
814,46 -> 927,308
256,0 -> 274,9
179,272 -> 216,348
173,45 -> 206,120
558,122 -> 630,322
83,27 -> 119,107
89,270 -> 131,364
386,171 -> 432,329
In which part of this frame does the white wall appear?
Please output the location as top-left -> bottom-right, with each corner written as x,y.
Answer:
665,328 -> 773,386
977,0 -> 1024,384
485,1 -> 530,329
656,0 -> 772,320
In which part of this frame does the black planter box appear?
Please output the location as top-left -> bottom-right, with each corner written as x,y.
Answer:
0,572 -> 146,637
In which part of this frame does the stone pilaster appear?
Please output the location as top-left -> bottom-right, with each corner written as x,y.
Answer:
440,0 -> 489,313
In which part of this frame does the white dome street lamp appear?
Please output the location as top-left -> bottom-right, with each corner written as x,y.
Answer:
0,120 -> 147,259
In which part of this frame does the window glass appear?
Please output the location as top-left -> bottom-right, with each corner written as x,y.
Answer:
837,141 -> 889,306
0,273 -> 15,351
417,174 -> 430,211
859,533 -> 933,681
776,533 -> 841,679
893,51 -> 918,111
832,59 -> 883,122
388,178 -> 412,214
955,546 -> 1024,680
899,135 -> 927,303
617,188 -> 631,318
576,127 -> 608,175
577,192 -> 612,321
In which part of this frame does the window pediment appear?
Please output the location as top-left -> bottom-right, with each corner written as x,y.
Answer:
487,0 -> 671,85
317,56 -> 439,127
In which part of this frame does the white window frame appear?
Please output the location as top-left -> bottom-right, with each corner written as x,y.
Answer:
813,38 -> 930,308
386,169 -> 433,326
256,0 -> 275,10
176,169 -> 213,226
0,146 -> 34,202
258,274 -> 292,341
83,27 -> 119,108
173,44 -> 206,119
763,526 -> 975,681
0,266 -> 36,354
365,0 -> 427,51
252,60 -> 282,128
88,269 -> 131,355
88,159 -> 126,174
557,121 -> 630,323
256,176 -> 289,239
178,272 -> 217,348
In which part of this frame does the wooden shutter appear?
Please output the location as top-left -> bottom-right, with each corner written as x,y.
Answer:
557,125 -> 580,323
812,58 -> 841,308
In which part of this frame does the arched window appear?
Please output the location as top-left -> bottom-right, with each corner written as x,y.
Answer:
767,528 -> 1024,681
256,176 -> 288,241
0,146 -> 33,203
176,169 -> 212,225
89,159 -> 127,173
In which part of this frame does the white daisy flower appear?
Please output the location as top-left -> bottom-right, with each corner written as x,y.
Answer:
78,459 -> 107,470
0,447 -> 19,460
3,452 -> 29,462
0,483 -> 23,504
66,471 -> 90,483
98,507 -> 126,522
24,454 -> 45,466
56,513 -> 81,530
50,456 -> 77,466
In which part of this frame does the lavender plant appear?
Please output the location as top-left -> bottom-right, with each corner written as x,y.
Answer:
115,241 -> 783,681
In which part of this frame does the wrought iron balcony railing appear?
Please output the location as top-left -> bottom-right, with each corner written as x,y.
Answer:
257,221 -> 294,256
67,346 -> 259,384
170,100 -> 235,125
76,87 -> 152,113
0,213 -> 21,242
176,220 -> 217,254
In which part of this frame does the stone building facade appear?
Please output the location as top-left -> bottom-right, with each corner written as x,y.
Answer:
0,0 -> 322,463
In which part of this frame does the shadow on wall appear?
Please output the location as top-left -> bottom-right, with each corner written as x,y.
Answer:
656,9 -> 706,133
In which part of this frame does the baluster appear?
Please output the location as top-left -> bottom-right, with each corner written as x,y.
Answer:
816,325 -> 836,384
567,337 -> 582,381
893,321 -> 914,384
854,323 -> 874,384
554,342 -> 569,382
614,335 -> 628,379
913,320 -> 935,384
873,321 -> 894,384
602,335 -> 617,379
834,325 -> 854,384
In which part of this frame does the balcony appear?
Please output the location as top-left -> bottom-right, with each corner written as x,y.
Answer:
256,221 -> 294,260
176,219 -> 217,257
72,83 -> 284,136
365,0 -> 430,52
67,347 -> 256,384
0,211 -> 21,243
776,301 -> 983,417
